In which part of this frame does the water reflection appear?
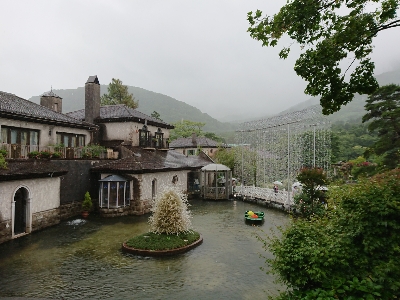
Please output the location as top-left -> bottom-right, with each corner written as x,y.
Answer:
0,199 -> 288,299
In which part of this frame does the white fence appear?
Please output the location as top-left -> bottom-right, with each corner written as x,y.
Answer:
235,185 -> 294,208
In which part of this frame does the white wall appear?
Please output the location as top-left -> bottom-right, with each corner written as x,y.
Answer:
171,147 -> 216,158
139,170 -> 188,200
0,177 -> 60,222
100,170 -> 188,202
0,118 -> 92,146
102,121 -> 170,146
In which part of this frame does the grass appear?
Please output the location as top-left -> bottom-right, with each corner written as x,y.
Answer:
125,231 -> 200,251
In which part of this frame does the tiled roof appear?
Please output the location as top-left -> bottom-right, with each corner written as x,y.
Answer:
91,146 -> 213,173
0,91 -> 94,129
66,104 -> 173,129
86,75 -> 99,84
169,137 -> 220,148
0,160 -> 68,181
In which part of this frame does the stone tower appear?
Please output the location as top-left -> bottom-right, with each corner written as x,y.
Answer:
40,89 -> 62,113
85,75 -> 100,124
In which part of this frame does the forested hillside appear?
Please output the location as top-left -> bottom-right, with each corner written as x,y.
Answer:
278,68 -> 400,123
29,85 -> 236,134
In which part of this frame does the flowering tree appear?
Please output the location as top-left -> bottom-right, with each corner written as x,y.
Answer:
148,187 -> 192,234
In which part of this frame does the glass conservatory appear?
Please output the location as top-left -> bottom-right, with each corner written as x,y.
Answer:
99,175 -> 131,208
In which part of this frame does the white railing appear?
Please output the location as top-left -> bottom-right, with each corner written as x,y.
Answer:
235,185 -> 294,207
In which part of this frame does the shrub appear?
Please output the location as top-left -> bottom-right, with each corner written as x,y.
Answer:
39,151 -> 51,159
82,144 -> 106,159
0,149 -> 7,157
28,151 -> 40,159
82,191 -> 92,211
51,152 -> 62,159
262,169 -> 400,299
0,153 -> 7,169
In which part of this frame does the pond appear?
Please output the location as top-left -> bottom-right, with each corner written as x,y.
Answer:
0,199 -> 289,299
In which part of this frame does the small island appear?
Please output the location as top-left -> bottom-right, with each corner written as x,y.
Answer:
122,187 -> 202,256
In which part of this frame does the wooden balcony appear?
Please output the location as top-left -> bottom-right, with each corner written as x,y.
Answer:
0,143 -> 114,160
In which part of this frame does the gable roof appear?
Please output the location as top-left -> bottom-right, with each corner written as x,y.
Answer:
66,104 -> 174,129
86,75 -> 99,84
91,146 -> 213,174
169,136 -> 221,148
0,91 -> 95,129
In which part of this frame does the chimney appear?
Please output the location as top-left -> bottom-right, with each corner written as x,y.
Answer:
85,75 -> 100,124
192,132 -> 197,145
40,88 -> 62,113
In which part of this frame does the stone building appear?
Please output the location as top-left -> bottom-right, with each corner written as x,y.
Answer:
169,133 -> 227,158
0,75 -> 214,243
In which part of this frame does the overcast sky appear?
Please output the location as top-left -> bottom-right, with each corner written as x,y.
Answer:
1,1 -> 399,120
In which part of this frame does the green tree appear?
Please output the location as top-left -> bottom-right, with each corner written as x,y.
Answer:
247,1 -> 400,115
101,78 -> 138,109
294,167 -> 328,219
260,169 -> 400,299
214,147 -> 236,172
151,111 -> 162,121
331,121 -> 377,162
169,120 -> 205,141
363,84 -> 400,169
203,132 -> 225,143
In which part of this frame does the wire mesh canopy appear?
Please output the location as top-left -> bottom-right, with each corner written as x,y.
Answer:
234,105 -> 331,189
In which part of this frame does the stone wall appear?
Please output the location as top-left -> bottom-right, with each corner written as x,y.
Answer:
59,201 -> 83,220
51,160 -> 106,205
0,219 -> 12,244
32,208 -> 60,232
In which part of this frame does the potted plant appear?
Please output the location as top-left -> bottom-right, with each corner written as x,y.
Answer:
81,191 -> 93,218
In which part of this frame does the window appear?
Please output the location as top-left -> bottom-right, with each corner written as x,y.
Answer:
154,128 -> 164,148
188,149 -> 195,155
1,126 -> 39,145
139,125 -> 150,147
56,132 -> 85,147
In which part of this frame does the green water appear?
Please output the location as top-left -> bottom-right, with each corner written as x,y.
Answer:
0,199 -> 289,299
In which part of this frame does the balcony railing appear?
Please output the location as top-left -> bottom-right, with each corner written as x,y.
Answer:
0,143 -> 113,160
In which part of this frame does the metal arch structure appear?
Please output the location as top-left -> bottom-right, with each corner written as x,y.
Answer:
234,105 -> 331,193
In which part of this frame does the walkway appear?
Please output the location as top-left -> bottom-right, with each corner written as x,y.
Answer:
234,186 -> 294,211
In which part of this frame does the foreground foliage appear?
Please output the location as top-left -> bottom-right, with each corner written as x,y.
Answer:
261,169 -> 400,299
247,1 -> 399,115
125,231 -> 200,251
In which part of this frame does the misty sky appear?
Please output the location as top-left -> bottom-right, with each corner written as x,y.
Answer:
1,1 -> 399,120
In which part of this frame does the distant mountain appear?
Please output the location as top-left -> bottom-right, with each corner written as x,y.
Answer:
275,68 -> 400,123
29,85 -> 237,134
